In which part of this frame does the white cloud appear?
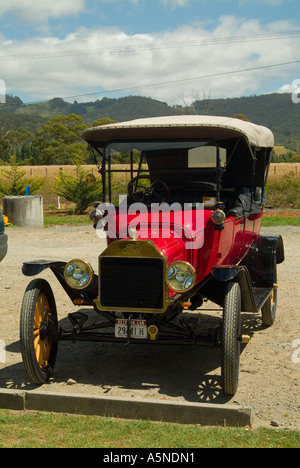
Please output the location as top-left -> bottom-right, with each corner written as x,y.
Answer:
239,0 -> 287,4
1,16 -> 299,105
162,0 -> 293,6
0,0 -> 292,24
161,0 -> 191,7
0,0 -> 85,23
276,81 -> 300,94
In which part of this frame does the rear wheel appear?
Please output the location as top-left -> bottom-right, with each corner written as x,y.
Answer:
20,279 -> 58,384
261,261 -> 277,326
221,282 -> 241,396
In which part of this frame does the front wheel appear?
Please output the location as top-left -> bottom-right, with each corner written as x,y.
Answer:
221,282 -> 242,396
20,279 -> 58,384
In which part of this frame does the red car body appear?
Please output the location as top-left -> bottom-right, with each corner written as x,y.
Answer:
108,208 -> 263,281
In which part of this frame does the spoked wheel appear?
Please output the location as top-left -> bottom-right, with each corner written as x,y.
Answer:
20,279 -> 58,384
261,260 -> 277,327
221,282 -> 242,396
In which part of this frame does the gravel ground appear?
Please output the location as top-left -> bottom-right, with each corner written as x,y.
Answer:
0,224 -> 299,429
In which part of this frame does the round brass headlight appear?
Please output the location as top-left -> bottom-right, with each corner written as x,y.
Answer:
166,261 -> 196,293
64,259 -> 94,290
89,208 -> 104,225
211,209 -> 226,225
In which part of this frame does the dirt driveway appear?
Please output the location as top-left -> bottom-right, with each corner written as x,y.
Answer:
0,224 -> 299,429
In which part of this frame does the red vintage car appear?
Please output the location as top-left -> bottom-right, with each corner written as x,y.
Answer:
20,116 -> 284,395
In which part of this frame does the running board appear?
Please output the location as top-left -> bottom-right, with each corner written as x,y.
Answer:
253,287 -> 272,311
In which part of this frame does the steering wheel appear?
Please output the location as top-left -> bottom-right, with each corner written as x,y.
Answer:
128,175 -> 170,205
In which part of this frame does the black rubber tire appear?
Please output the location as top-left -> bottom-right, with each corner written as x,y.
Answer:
20,279 -> 58,384
261,261 -> 277,327
221,282 -> 242,396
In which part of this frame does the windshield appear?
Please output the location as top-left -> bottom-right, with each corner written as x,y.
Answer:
100,140 -> 228,204
106,140 -> 226,185
107,140 -> 226,163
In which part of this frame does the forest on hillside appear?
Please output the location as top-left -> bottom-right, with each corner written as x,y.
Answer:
0,92 -> 300,165
192,93 -> 300,151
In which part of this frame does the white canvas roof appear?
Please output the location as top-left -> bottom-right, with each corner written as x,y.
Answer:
83,115 -> 274,148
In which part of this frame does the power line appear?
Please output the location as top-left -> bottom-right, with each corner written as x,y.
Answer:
1,30 -> 300,62
38,59 -> 300,103
1,58 -> 298,108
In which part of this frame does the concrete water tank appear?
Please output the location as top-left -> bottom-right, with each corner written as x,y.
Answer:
3,196 -> 43,228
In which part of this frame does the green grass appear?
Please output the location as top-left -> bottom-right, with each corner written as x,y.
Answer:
0,410 -> 299,448
262,216 -> 300,227
266,176 -> 300,209
43,213 -> 300,228
44,214 -> 91,226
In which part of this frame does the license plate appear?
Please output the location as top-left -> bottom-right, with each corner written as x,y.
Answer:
115,319 -> 148,340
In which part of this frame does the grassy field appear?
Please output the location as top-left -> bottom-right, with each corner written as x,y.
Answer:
1,163 -> 300,219
262,216 -> 300,227
0,410 -> 299,448
42,213 -> 300,227
1,163 -> 300,209
1,162 -> 299,182
266,175 -> 300,209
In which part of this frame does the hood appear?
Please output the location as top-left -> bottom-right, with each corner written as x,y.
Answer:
102,206 -> 212,267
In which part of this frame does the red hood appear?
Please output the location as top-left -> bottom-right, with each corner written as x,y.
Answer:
106,207 -> 212,267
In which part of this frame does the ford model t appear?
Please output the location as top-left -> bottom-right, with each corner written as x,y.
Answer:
20,116 -> 284,395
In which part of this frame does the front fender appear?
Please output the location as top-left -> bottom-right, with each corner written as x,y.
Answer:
22,260 -> 66,277
211,265 -> 257,312
22,260 -> 98,306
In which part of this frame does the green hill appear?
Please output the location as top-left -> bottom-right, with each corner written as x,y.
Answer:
1,92 -> 300,151
192,93 -> 300,149
1,95 -> 179,124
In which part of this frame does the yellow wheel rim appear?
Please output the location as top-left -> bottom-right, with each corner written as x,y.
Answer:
270,290 -> 274,309
33,293 -> 52,369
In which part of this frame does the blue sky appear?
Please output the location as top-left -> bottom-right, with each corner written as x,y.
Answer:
0,0 -> 299,105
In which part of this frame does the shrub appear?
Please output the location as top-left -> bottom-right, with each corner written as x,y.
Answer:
0,156 -> 44,196
266,174 -> 300,208
52,157 -> 104,214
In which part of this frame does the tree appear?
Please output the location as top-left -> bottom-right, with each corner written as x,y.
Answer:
0,127 -> 34,163
93,117 -> 116,127
49,97 -> 68,110
231,114 -> 251,122
290,153 -> 300,162
52,157 -> 103,214
33,114 -> 88,164
193,90 -> 215,115
0,156 -> 44,196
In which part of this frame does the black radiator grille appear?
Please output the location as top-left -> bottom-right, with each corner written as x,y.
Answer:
100,257 -> 164,310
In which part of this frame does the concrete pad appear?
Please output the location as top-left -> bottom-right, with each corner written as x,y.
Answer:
0,389 -> 253,427
0,389 -> 25,410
